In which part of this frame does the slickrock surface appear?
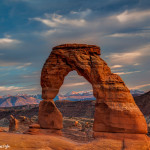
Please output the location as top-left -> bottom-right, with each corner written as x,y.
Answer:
0,132 -> 149,150
40,44 -> 147,134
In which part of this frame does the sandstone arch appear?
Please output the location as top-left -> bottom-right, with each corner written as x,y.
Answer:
39,44 -> 147,135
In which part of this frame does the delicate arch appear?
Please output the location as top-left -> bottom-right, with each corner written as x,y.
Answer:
39,44 -> 147,134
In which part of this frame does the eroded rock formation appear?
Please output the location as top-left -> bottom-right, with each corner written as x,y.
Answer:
39,44 -> 147,135
9,115 -> 33,133
39,100 -> 63,129
9,115 -> 19,132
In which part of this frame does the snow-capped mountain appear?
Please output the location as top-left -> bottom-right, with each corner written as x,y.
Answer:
58,90 -> 95,101
130,90 -> 145,97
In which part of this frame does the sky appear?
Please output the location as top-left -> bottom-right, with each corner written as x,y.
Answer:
0,0 -> 150,96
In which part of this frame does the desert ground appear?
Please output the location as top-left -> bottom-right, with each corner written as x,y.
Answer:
0,116 -> 149,150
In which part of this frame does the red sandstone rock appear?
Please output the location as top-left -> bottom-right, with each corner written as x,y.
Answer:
29,123 -> 40,129
93,132 -> 150,150
40,43 -> 147,134
26,123 -> 62,135
0,128 -> 6,132
9,115 -> 19,132
27,128 -> 62,135
0,132 -> 149,150
38,100 -> 63,129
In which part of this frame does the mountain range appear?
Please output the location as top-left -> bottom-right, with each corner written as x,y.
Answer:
0,90 -> 146,107
134,91 -> 150,117
0,95 -> 41,107
58,90 -> 95,101
0,91 -> 149,124
130,90 -> 145,97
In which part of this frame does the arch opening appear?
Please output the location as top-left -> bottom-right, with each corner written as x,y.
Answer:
56,70 -> 95,101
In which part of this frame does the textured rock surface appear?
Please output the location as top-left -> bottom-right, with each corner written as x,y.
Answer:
9,115 -> 19,132
9,115 -> 32,133
40,44 -> 147,134
26,123 -> 62,135
39,100 -> 63,129
0,132 -> 149,150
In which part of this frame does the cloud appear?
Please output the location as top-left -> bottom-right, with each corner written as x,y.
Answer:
16,63 -> 32,69
0,86 -> 20,91
106,52 -> 141,64
116,10 -> 150,23
31,13 -> 86,28
0,84 -> 40,95
129,83 -> 150,90
0,61 -> 32,68
63,82 -> 88,87
0,37 -> 21,49
0,86 -> 36,92
114,71 -> 140,75
137,43 -> 150,55
111,65 -> 123,69
107,32 -> 150,38
0,2 -> 150,95
0,61 -> 19,67
29,7 -> 150,48
23,73 -> 39,79
30,7 -> 150,49
106,43 -> 150,65
0,38 -> 19,44
133,63 -> 140,66
30,9 -> 94,39
70,9 -> 92,18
